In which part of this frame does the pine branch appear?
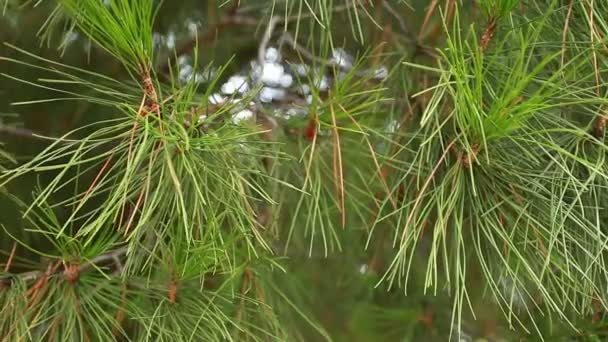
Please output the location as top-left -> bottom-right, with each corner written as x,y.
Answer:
1,247 -> 127,286
2,1 -> 608,340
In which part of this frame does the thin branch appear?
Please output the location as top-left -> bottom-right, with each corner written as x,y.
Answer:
279,32 -> 391,77
160,2 -> 360,75
1,247 -> 127,285
184,13 -> 259,52
0,124 -> 51,142
258,16 -> 282,66
381,1 -> 411,37
159,7 -> 258,74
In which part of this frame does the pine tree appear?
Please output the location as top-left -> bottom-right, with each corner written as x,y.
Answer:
1,0 -> 608,340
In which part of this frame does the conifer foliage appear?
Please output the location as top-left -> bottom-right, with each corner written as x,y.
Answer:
1,0 -> 608,340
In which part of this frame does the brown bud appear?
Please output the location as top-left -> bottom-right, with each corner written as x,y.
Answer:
461,144 -> 479,169
594,116 -> 606,138
64,263 -> 80,284
480,19 -> 497,51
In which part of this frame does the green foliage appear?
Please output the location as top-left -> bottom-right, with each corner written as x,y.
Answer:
477,0 -> 519,18
1,0 -> 608,341
56,0 -> 158,72
383,12 -> 607,330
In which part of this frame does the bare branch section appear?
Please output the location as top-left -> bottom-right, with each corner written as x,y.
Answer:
0,124 -> 49,142
0,247 -> 127,287
160,1 -> 390,75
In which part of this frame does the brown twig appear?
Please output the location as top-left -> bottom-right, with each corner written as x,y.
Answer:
26,262 -> 60,308
233,267 -> 253,332
3,243 -> 17,273
560,0 -> 575,67
80,150 -> 115,205
419,0 -> 440,41
168,278 -> 179,304
112,282 -> 128,337
479,17 -> 497,51
424,0 -> 457,46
